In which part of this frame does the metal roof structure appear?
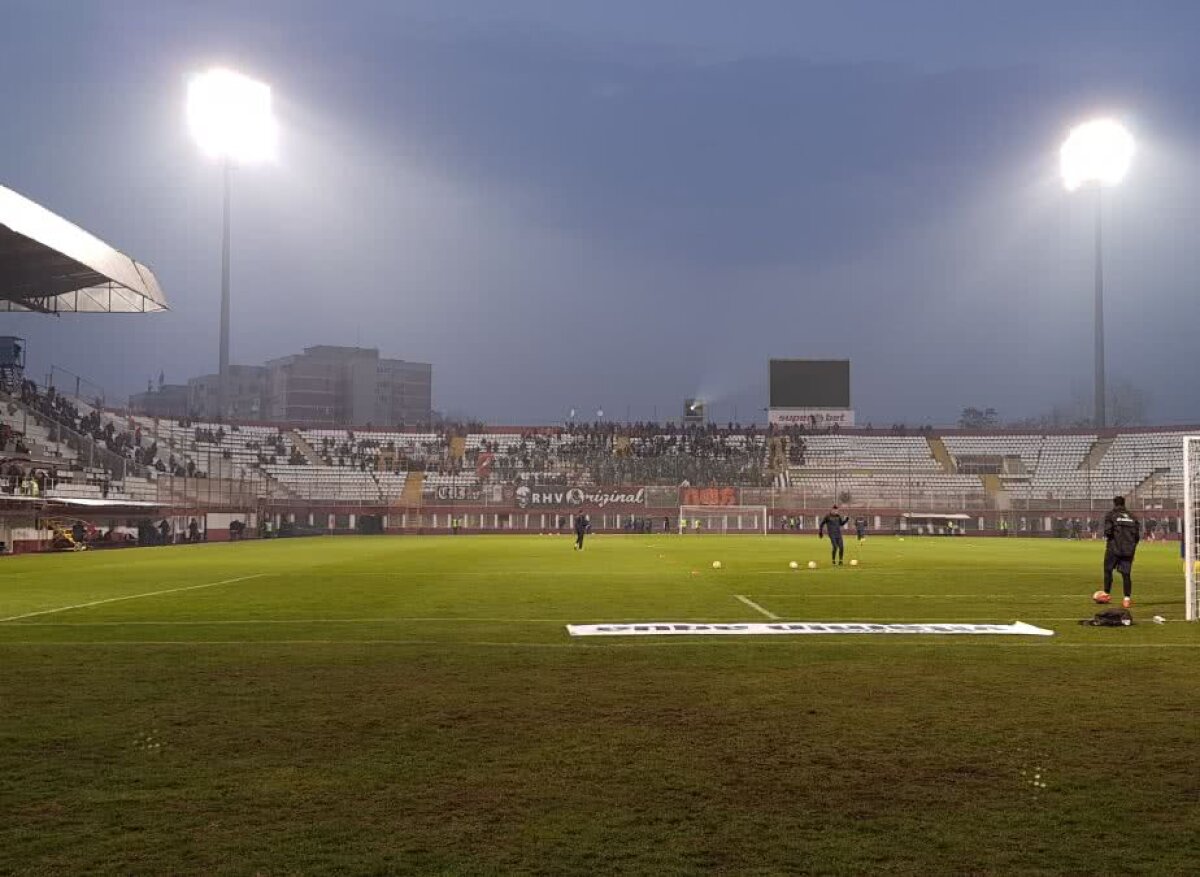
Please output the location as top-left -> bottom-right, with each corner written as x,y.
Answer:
0,184 -> 167,314
1,495 -> 162,510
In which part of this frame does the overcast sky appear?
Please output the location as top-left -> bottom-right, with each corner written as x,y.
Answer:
4,0 -> 1200,425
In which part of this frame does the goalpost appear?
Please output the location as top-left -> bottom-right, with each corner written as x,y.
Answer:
678,505 -> 768,535
1184,437 -> 1200,621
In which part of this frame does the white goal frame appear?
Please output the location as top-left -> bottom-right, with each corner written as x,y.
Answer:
678,505 -> 768,535
1184,436 -> 1200,621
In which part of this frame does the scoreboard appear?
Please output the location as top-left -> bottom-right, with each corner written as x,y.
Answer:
768,359 -> 853,427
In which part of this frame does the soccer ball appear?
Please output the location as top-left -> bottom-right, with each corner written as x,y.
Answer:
712,561 -> 722,570
1092,590 -> 1111,604
849,559 -> 858,567
807,561 -> 817,570
789,561 -> 799,570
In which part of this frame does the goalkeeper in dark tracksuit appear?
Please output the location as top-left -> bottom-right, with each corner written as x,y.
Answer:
819,506 -> 850,566
1101,496 -> 1140,608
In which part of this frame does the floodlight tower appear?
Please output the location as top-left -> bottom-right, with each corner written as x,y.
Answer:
187,68 -> 278,418
1060,118 -> 1134,429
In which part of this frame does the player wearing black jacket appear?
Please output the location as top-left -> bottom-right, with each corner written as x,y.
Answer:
819,506 -> 850,565
573,513 -> 590,551
1101,496 -> 1140,608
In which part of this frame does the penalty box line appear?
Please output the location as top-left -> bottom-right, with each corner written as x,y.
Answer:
0,574 -> 269,623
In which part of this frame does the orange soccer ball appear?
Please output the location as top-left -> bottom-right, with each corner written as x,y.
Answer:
1092,591 -> 1111,604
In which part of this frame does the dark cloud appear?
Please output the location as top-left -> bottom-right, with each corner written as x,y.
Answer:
4,2 -> 1200,425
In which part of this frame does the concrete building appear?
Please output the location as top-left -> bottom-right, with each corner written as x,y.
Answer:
188,366 -> 268,421
129,383 -> 190,418
143,348 -> 430,425
263,346 -> 431,426
375,356 -> 433,426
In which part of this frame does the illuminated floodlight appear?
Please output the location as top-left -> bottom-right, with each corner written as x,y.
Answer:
187,68 -> 278,163
1060,118 -> 1134,191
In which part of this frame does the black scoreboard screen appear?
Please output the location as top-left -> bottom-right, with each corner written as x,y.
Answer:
768,359 -> 850,409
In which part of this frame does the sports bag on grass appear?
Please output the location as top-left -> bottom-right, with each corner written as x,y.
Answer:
1079,609 -> 1133,627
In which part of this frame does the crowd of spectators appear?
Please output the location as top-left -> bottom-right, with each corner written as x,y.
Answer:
10,382 -> 224,481
562,422 -> 770,486
455,422 -> 776,487
0,422 -> 31,457
0,378 -> 946,496
14,380 -> 174,474
3,463 -> 56,496
309,431 -> 452,474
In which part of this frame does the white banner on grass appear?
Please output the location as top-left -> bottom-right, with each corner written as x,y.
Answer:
567,621 -> 1054,637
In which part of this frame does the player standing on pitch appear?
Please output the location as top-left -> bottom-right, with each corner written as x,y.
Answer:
573,512 -> 589,551
1099,495 -> 1140,608
819,505 -> 850,566
854,514 -> 868,542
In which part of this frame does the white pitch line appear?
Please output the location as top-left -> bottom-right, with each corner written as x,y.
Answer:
0,616 -> 1104,627
0,639 -> 1198,649
0,574 -> 269,623
734,594 -> 779,619
750,594 -> 1116,599
743,568 -> 1097,575
4,616 -> 587,626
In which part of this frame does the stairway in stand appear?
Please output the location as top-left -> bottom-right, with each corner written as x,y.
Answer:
926,436 -> 957,473
402,471 -> 425,506
290,429 -> 321,464
1080,436 -> 1114,472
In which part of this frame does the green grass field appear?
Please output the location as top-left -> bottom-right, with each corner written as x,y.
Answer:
1,534 -> 1197,875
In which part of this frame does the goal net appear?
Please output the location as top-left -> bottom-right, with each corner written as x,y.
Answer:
1185,436 -> 1200,621
678,505 -> 768,535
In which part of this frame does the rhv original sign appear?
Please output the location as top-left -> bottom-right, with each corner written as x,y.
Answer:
514,486 -> 645,508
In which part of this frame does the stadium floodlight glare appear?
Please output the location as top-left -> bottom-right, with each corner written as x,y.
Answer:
1059,117 -> 1133,429
187,68 -> 278,164
187,67 -> 278,419
1060,118 -> 1134,191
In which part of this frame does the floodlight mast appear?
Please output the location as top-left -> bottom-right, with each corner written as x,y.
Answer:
1060,118 -> 1134,430
220,158 -> 231,392
187,68 -> 277,419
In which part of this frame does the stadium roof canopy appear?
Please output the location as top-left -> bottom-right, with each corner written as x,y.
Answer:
0,184 -> 167,314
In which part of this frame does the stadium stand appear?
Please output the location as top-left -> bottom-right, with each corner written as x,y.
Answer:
4,372 -> 1197,516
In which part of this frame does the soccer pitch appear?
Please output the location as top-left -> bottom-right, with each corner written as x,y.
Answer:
1,535 -> 1197,874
